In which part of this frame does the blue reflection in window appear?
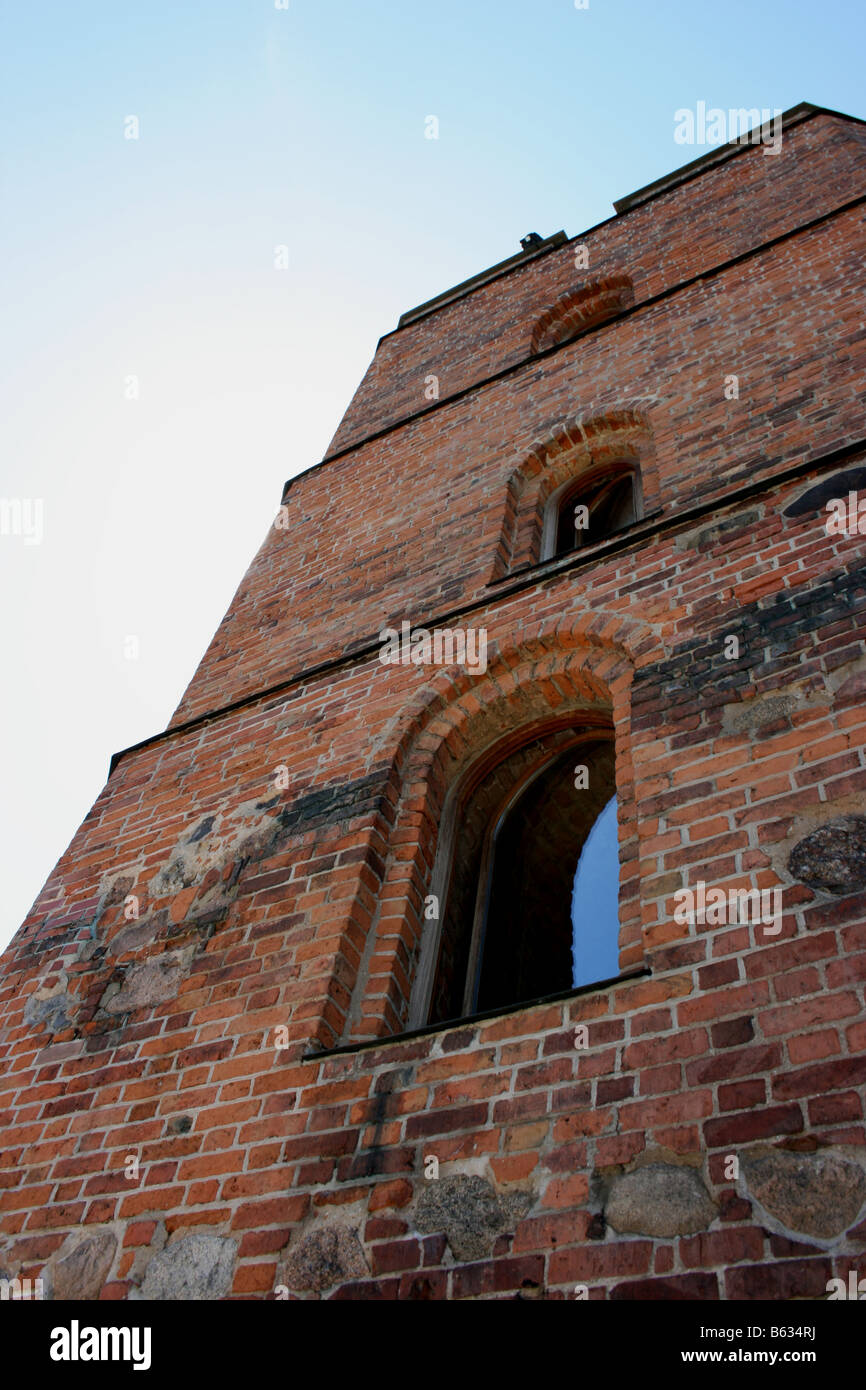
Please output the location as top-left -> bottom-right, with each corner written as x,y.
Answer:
571,794 -> 620,988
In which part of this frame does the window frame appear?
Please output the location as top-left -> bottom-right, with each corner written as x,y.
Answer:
409,723 -> 620,1028
539,461 -> 644,563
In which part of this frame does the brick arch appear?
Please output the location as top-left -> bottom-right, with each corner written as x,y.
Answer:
529,274 -> 635,355
490,404 -> 661,579
371,606 -> 661,773
345,614 -> 664,1041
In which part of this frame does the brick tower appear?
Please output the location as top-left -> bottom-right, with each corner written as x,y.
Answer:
3,102 -> 866,1303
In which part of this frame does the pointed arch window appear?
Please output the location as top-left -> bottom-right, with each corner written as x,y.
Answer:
417,726 -> 622,1026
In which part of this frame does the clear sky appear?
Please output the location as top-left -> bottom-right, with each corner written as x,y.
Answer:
572,796 -> 621,988
1,0 -> 863,952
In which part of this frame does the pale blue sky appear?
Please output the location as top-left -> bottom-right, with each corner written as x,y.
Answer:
1,1 -> 863,950
572,795 -> 620,988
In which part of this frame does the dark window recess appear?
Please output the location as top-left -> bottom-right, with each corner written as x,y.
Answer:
555,473 -> 637,557
428,731 -> 619,1025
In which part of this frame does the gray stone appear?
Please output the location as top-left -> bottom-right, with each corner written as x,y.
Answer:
101,948 -> 193,1015
788,816 -> 866,895
281,1226 -> 368,1293
102,875 -> 136,908
24,992 -> 73,1033
414,1174 -> 532,1262
149,853 -> 197,896
605,1164 -> 716,1238
742,1148 -> 866,1241
139,1233 -> 237,1300
105,917 -> 162,957
725,693 -> 797,736
53,1234 -> 117,1300
676,510 -> 760,553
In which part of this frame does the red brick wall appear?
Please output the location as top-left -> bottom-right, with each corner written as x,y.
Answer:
1,108 -> 865,1302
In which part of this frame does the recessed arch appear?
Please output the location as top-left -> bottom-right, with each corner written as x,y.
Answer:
529,275 -> 636,355
491,405 -> 660,578
342,616 -> 666,1041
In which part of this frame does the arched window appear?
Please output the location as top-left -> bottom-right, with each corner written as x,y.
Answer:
489,407 -> 658,582
424,727 -> 620,1025
542,464 -> 641,561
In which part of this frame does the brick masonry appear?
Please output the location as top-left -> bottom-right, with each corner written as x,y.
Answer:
1,104 -> 865,1301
